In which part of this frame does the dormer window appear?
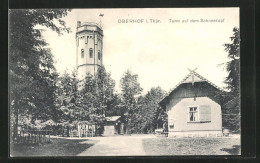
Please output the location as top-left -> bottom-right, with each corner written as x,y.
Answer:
89,48 -> 93,58
81,49 -> 84,58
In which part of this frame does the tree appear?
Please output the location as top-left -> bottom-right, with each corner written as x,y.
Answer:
224,27 -> 240,94
222,27 -> 240,132
136,87 -> 166,133
120,69 -> 143,133
55,70 -> 80,123
9,9 -> 71,141
77,73 -> 97,122
94,66 -> 116,116
76,67 -> 117,124
105,93 -> 121,116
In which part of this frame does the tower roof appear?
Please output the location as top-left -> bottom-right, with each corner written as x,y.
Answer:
81,22 -> 100,27
76,21 -> 103,35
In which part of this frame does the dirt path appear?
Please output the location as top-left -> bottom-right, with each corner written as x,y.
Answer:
77,135 -> 155,156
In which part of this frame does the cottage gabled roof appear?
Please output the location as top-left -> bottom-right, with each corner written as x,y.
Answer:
105,116 -> 121,122
159,69 -> 223,106
171,70 -> 223,92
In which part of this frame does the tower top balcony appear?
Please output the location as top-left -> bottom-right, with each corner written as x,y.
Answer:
76,21 -> 103,36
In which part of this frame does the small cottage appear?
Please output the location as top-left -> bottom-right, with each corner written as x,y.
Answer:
159,70 -> 223,137
103,116 -> 125,136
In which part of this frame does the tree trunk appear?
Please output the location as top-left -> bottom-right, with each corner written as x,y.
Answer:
125,123 -> 128,134
12,100 -> 19,143
66,126 -> 70,137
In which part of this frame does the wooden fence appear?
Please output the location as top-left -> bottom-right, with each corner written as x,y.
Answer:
16,129 -> 52,144
57,124 -> 96,137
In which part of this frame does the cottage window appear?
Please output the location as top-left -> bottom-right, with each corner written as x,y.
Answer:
81,49 -> 84,58
189,107 -> 198,122
89,48 -> 93,58
188,105 -> 211,122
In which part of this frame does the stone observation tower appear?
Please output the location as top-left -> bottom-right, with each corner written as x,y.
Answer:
76,21 -> 103,79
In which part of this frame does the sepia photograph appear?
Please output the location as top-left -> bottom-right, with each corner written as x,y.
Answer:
9,8 -> 240,156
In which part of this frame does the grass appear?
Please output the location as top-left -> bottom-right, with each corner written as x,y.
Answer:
142,137 -> 240,155
10,137 -> 99,157
10,136 -> 241,156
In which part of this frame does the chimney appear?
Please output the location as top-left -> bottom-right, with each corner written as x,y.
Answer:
77,21 -> 81,27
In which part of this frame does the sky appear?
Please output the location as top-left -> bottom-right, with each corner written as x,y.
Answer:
41,8 -> 239,94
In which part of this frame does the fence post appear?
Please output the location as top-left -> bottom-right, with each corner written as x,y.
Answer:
92,125 -> 93,137
43,132 -> 45,143
34,132 -> 36,143
28,134 -> 30,144
77,125 -> 79,137
37,131 -> 39,143
40,132 -> 42,143
48,131 -> 50,142
44,132 -> 46,143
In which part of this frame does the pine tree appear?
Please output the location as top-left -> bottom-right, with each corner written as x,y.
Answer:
222,27 -> 240,132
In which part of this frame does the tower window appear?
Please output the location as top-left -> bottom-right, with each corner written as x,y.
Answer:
89,48 -> 93,58
81,49 -> 84,58
98,51 -> 101,60
85,36 -> 88,44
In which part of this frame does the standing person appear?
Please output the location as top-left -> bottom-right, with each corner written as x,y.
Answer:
163,121 -> 169,132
